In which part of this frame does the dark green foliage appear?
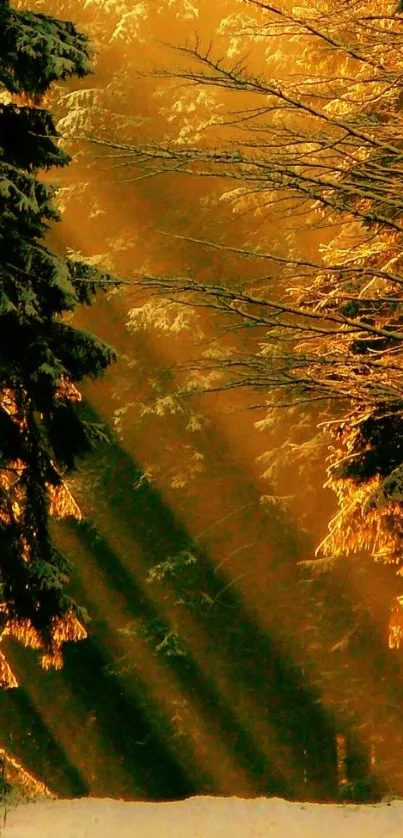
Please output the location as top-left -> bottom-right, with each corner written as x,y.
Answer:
47,323 -> 115,381
337,405 -> 403,483
0,0 -> 117,670
0,1 -> 92,99
46,404 -> 110,470
67,258 -> 119,305
0,104 -> 69,171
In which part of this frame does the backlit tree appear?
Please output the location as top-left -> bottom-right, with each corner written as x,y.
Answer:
0,0 -> 116,686
86,0 -> 403,648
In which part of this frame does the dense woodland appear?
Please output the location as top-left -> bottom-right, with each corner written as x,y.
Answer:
1,0 -> 403,804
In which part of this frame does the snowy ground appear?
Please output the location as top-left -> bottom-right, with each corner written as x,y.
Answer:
3,795 -> 403,838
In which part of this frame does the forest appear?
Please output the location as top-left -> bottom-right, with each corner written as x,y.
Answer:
1,0 -> 403,807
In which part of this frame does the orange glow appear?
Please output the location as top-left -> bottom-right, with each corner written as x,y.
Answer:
6,0 -> 403,802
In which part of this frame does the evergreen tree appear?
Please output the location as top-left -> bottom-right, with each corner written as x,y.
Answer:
0,0 -> 116,686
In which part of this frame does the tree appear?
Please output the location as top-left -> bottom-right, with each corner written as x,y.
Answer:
0,0 -> 116,687
83,0 -> 403,650
19,0 -> 403,796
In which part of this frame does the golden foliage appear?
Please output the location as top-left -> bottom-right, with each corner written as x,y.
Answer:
12,0 -> 403,660
41,611 -> 87,671
0,611 -> 87,685
0,651 -> 18,689
4,619 -> 43,650
47,482 -> 82,520
115,0 -> 403,644
319,469 -> 403,565
41,652 -> 64,671
0,387 -> 84,677
56,378 -> 82,403
0,746 -> 53,799
50,611 -> 87,646
0,611 -> 87,681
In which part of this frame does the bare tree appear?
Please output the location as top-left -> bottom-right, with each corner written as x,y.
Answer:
80,0 -> 403,648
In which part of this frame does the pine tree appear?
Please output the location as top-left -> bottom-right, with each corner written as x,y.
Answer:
0,0 -> 116,686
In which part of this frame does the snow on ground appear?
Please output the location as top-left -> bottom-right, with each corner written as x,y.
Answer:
3,795 -> 403,838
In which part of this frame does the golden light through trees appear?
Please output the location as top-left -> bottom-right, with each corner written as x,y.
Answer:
100,0 -> 403,638
5,0 -> 403,803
